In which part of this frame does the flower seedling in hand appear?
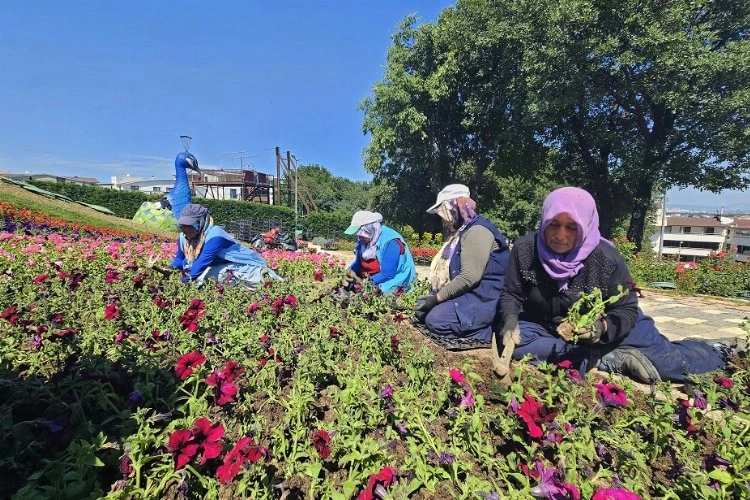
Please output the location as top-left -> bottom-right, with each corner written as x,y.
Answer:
557,285 -> 631,342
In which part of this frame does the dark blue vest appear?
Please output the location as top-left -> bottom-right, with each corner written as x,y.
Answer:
447,216 -> 509,330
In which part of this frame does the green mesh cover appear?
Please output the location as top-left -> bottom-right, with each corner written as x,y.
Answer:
132,202 -> 178,231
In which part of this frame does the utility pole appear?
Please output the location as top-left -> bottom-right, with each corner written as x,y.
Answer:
657,188 -> 667,258
291,154 -> 299,232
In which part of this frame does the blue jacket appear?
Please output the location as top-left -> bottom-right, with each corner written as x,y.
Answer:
350,225 -> 416,293
170,225 -> 268,280
447,216 -> 509,330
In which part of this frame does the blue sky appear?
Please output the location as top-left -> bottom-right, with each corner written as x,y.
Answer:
0,1 -> 744,209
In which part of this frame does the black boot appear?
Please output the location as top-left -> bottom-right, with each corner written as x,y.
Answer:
598,347 -> 662,383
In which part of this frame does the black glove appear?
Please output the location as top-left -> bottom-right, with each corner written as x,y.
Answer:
414,294 -> 438,313
576,318 -> 606,344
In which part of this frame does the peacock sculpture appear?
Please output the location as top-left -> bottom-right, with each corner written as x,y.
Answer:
132,151 -> 201,231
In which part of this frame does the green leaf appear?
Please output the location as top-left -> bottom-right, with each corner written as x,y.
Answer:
707,469 -> 732,485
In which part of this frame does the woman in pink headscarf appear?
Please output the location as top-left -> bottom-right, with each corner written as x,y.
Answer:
494,187 -> 728,383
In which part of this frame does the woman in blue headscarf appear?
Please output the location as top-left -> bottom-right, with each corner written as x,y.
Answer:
154,204 -> 280,288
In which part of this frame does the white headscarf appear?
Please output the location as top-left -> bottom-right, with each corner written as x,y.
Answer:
356,221 -> 382,260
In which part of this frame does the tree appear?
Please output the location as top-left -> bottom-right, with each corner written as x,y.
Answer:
517,0 -> 750,247
361,7 -> 542,231
282,164 -> 373,214
362,0 -> 750,249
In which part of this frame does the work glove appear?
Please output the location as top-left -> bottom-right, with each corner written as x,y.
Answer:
575,318 -> 606,344
414,294 -> 438,313
500,316 -> 521,346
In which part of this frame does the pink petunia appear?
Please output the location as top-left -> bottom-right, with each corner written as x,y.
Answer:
594,383 -> 628,408
449,368 -> 466,384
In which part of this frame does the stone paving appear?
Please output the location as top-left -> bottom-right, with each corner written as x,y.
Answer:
639,292 -> 750,345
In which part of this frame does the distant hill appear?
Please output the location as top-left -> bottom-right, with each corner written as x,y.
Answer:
667,202 -> 750,215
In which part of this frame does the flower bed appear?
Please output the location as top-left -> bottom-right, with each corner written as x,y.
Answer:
411,247 -> 438,266
1,219 -> 749,498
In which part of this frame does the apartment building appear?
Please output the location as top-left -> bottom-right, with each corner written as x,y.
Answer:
651,216 -> 750,262
651,216 -> 730,262
729,218 -> 750,263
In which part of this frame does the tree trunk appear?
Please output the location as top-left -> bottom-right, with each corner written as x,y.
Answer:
626,178 -> 654,251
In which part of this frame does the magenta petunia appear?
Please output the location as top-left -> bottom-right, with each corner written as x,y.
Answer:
594,383 -> 628,408
513,394 -> 558,440
449,368 -> 466,384
104,301 -> 120,320
358,466 -> 396,500
591,487 -> 641,500
191,417 -> 225,465
167,429 -> 199,470
175,352 -> 207,380
312,429 -> 332,459
714,375 -> 734,389
216,436 -> 267,484
206,371 -> 238,406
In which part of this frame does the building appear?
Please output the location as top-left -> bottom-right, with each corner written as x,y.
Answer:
6,173 -> 99,186
651,215 -> 750,262
188,169 -> 276,203
104,174 -> 175,194
729,218 -> 750,263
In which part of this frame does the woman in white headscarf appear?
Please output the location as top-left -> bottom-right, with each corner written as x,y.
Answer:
345,210 -> 416,293
413,184 -> 510,350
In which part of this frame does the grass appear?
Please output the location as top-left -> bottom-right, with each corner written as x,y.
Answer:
0,181 -> 176,237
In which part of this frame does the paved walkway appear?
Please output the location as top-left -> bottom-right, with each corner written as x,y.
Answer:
639,292 -> 749,344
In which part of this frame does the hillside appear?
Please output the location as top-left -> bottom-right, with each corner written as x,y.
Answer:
0,181 -> 175,237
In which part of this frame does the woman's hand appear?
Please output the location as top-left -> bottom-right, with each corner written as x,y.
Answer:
575,319 -> 606,344
146,255 -> 161,269
414,294 -> 438,313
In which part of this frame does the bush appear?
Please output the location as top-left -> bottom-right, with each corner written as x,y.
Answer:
29,181 -> 158,219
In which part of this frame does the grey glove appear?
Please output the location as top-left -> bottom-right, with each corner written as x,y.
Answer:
500,316 -> 521,346
414,294 -> 438,313
575,318 -> 606,344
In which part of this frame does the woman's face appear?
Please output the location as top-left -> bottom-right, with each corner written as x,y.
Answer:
179,224 -> 199,240
544,212 -> 579,254
358,235 -> 372,245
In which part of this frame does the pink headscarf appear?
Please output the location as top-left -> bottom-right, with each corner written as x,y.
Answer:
536,187 -> 608,290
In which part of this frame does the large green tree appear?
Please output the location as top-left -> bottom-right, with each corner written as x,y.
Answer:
363,0 -> 750,248
520,0 -> 750,247
361,6 -> 543,232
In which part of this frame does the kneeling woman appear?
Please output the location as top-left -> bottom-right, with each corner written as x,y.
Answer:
346,210 -> 416,293
495,187 -> 726,382
164,204 -> 280,288
413,184 -> 510,350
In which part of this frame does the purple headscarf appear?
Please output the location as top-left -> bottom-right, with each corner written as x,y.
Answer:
536,187 -> 607,290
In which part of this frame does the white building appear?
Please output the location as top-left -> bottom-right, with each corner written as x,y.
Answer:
651,216 -> 750,262
107,174 -> 175,194
651,216 -> 731,262
728,218 -> 750,263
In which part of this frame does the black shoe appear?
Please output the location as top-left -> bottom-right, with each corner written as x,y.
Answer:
598,347 -> 662,383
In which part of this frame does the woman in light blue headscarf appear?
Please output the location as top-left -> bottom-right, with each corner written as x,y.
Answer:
162,204 -> 281,288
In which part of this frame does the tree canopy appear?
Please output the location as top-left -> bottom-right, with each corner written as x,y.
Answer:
286,164 -> 373,215
362,0 -> 749,248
